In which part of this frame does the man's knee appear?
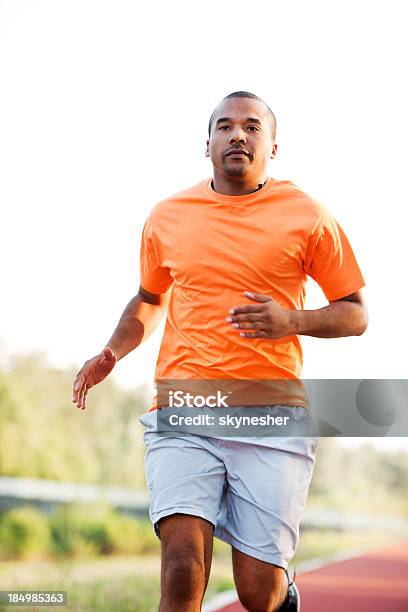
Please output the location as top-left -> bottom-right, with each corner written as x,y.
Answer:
159,515 -> 211,601
162,555 -> 206,599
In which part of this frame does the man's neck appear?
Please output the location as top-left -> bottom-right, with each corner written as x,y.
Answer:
211,175 -> 268,196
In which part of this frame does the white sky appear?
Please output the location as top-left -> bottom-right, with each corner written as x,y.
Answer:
1,1 -> 407,451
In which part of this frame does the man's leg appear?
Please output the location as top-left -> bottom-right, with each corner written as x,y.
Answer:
232,547 -> 289,612
158,513 -> 215,612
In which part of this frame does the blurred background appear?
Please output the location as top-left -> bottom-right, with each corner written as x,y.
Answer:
1,0 -> 407,610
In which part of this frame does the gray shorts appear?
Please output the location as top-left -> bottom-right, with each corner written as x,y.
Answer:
138,405 -> 318,570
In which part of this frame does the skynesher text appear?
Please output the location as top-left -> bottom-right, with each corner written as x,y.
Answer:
168,414 -> 290,428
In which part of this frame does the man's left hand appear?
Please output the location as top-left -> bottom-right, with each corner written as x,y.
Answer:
226,291 -> 297,340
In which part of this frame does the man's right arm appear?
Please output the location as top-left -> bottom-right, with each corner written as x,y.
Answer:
106,285 -> 170,361
72,285 -> 168,410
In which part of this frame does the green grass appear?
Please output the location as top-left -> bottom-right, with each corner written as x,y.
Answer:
0,575 -> 161,612
0,567 -> 234,612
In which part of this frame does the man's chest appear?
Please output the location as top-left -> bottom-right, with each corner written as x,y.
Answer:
157,205 -> 310,288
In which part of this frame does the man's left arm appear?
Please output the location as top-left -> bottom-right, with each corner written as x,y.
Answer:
291,289 -> 368,338
226,289 -> 368,339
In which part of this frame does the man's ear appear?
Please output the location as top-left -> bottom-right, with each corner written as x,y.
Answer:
270,143 -> 278,160
205,139 -> 210,157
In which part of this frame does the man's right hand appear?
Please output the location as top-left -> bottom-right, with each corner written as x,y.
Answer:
72,347 -> 118,410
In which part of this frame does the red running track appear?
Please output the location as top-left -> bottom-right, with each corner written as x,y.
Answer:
213,542 -> 408,612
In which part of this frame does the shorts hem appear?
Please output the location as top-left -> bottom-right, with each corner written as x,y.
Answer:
151,507 -> 217,538
214,526 -> 288,570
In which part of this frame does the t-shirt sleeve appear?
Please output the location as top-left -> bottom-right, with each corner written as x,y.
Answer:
139,215 -> 173,294
303,209 -> 366,301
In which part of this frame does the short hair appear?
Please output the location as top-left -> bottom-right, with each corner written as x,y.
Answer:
208,91 -> 277,139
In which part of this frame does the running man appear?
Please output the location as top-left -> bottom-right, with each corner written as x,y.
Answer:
72,91 -> 368,611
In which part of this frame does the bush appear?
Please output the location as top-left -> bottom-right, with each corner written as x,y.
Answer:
49,505 -> 99,557
132,518 -> 160,554
0,506 -> 51,559
0,504 -> 160,560
104,513 -> 146,555
49,504 -> 160,558
75,509 -> 160,555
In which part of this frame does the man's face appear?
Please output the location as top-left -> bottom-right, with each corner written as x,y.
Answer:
205,97 -> 277,179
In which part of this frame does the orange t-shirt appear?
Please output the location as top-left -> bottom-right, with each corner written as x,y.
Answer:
140,177 -> 366,411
